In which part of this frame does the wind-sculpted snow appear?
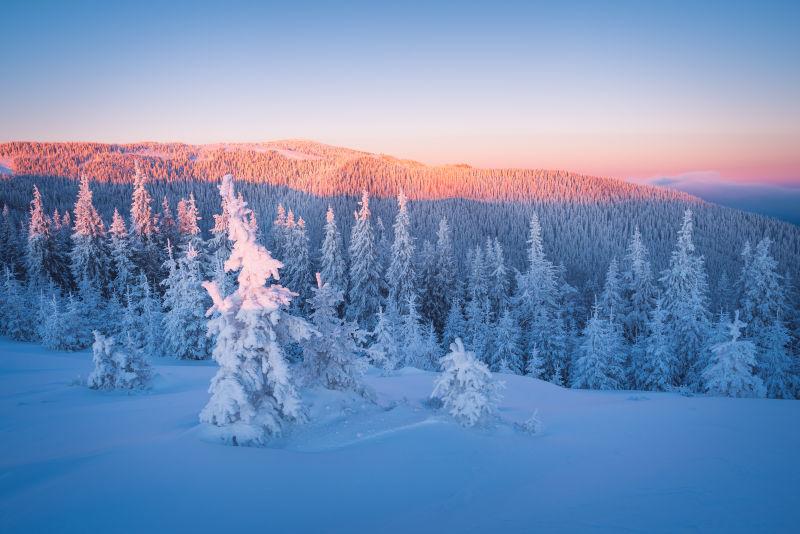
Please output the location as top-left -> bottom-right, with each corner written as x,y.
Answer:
1,339 -> 799,533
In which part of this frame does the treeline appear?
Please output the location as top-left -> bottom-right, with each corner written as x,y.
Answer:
0,170 -> 797,400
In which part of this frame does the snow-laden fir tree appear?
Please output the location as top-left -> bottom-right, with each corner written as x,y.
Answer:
400,293 -> 425,368
367,305 -> 401,372
108,209 -> 135,300
0,204 -> 23,275
598,258 -> 623,321
177,193 -> 204,254
128,167 -> 160,280
123,273 -> 163,358
571,302 -> 624,390
205,188 -> 235,296
200,175 -> 314,446
634,299 -> 675,391
486,238 -> 509,320
283,215 -> 313,306
512,213 -> 566,378
0,267 -> 37,340
758,312 -> 794,398
429,217 -> 457,331
161,242 -> 211,360
386,190 -> 417,312
347,191 -> 382,326
270,203 -> 288,260
416,323 -> 442,371
491,309 -> 524,374
76,275 -> 105,343
319,206 -> 347,294
418,240 -> 438,326
702,311 -> 765,398
659,209 -> 711,389
69,175 -> 108,288
431,338 -> 503,427
302,273 -> 366,392
39,291 -> 91,351
88,331 -> 152,390
26,185 -> 69,290
621,227 -> 656,343
442,297 -> 466,350
465,245 -> 491,363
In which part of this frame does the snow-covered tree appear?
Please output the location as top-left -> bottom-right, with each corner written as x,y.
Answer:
347,191 -> 382,326
319,206 -> 347,294
0,204 -> 23,275
367,305 -> 401,372
400,293 -> 425,368
660,209 -> 711,389
25,186 -> 69,289
177,193 -> 203,254
158,196 -> 180,250
702,311 -> 765,398
386,190 -> 417,311
88,331 -> 152,390
200,175 -> 313,446
431,338 -> 503,427
302,274 -> 366,392
108,208 -> 135,300
442,297 -> 466,350
758,313 -> 794,399
571,303 -> 624,390
486,238 -> 509,319
129,168 -> 159,280
0,267 -> 37,340
38,290 -> 92,351
423,218 -> 457,332
123,273 -> 163,358
512,213 -> 566,378
69,175 -> 108,288
621,227 -> 656,343
598,258 -> 623,320
283,215 -> 313,306
491,309 -> 524,373
206,188 -> 235,296
161,242 -> 210,360
634,299 -> 675,391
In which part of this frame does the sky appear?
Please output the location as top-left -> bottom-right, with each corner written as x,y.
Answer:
1,0 -> 799,187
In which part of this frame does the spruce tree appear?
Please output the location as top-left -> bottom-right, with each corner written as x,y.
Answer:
659,209 -> 711,389
319,206 -> 347,294
70,176 -> 108,290
367,306 -> 401,372
123,273 -> 163,358
492,309 -> 523,373
386,190 -> 417,311
571,303 -> 624,390
442,297 -> 466,350
635,300 -> 675,391
108,209 -> 135,300
200,175 -> 314,445
702,311 -> 765,398
621,227 -> 656,343
347,191 -> 381,326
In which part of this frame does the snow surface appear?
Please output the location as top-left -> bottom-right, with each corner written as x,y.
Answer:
1,338 -> 798,533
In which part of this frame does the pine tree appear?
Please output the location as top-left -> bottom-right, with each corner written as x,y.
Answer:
367,306 -> 401,372
26,186 -> 69,289
428,217 -> 457,331
0,204 -> 23,276
206,185 -> 235,296
431,338 -> 502,427
400,293 -> 424,368
319,206 -> 347,294
486,238 -> 509,319
200,175 -> 314,445
123,273 -> 163,358
88,331 -> 152,390
621,227 -> 656,343
702,311 -> 765,398
386,190 -> 417,311
442,297 -> 466,350
512,213 -> 566,378
129,167 -> 159,279
284,215 -> 313,306
491,309 -> 523,373
758,313 -> 794,399
108,209 -> 135,300
599,258 -> 623,320
571,303 -> 624,390
303,274 -> 366,391
270,203 -> 288,260
660,209 -> 711,389
418,323 -> 442,371
177,193 -> 203,254
0,267 -> 37,340
635,300 -> 675,391
70,176 -> 108,290
347,191 -> 382,326
161,242 -> 211,360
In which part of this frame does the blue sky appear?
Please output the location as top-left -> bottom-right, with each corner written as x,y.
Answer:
1,0 -> 798,185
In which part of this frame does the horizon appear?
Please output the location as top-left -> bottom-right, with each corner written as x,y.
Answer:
2,1 -> 799,187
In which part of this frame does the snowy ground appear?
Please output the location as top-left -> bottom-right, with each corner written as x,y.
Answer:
1,339 -> 798,533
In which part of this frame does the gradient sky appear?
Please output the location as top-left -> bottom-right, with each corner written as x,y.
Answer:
1,0 -> 799,185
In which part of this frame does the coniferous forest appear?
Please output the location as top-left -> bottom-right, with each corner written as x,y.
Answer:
2,142 -> 798,434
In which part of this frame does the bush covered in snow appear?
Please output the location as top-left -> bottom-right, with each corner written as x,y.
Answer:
431,338 -> 503,427
87,331 -> 152,390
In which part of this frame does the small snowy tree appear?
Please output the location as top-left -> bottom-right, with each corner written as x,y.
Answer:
491,309 -> 523,374
431,338 -> 503,427
161,242 -> 211,360
442,298 -> 466,350
621,227 -> 656,343
635,300 -> 675,391
319,206 -> 347,295
571,303 -> 624,390
200,175 -> 313,446
123,273 -> 163,358
302,273 -> 366,392
0,267 -> 37,340
108,208 -> 135,300
70,175 -> 108,289
367,306 -> 401,372
702,311 -> 765,398
88,331 -> 152,390
756,313 -> 793,399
